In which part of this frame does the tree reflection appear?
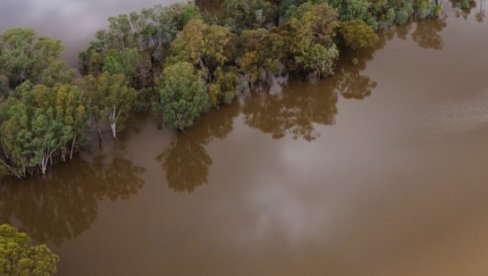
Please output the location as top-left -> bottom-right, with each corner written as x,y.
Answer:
411,19 -> 447,50
335,48 -> 377,100
0,155 -> 145,246
242,81 -> 339,141
450,0 -> 477,18
242,44 -> 380,141
158,102 -> 239,193
475,0 -> 486,22
160,139 -> 212,193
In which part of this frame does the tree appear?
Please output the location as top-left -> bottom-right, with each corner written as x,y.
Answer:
339,20 -> 379,49
0,82 -> 89,177
0,28 -> 73,92
79,3 -> 201,88
102,48 -> 143,88
0,224 -> 59,276
155,62 -> 208,130
221,0 -> 277,31
277,2 -> 340,77
237,28 -> 285,85
278,0 -> 327,19
169,19 -> 234,81
207,68 -> 238,106
78,73 -> 137,140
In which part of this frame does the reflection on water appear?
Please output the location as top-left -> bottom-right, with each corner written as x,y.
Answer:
240,14 -> 449,141
475,0 -> 486,21
335,49 -> 377,100
242,45 -> 381,140
447,0 -> 486,20
1,1 -> 488,275
411,19 -> 447,49
0,155 -> 144,245
158,102 -> 239,192
243,82 -> 338,141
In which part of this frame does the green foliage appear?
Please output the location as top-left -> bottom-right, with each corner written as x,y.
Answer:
79,3 -> 201,88
0,75 -> 9,97
155,62 -> 208,130
0,28 -> 74,92
207,68 -> 238,106
221,0 -> 277,31
277,2 -> 340,77
395,2 -> 414,24
0,82 -> 88,177
169,19 -> 235,81
340,20 -> 379,49
279,0 -> 327,18
237,28 -> 285,84
0,224 -> 59,276
78,73 -> 137,140
102,48 -> 143,87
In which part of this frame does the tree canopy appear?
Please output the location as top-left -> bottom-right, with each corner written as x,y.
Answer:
0,28 -> 73,96
155,61 -> 209,130
0,224 -> 59,276
0,82 -> 89,177
0,0 -> 445,178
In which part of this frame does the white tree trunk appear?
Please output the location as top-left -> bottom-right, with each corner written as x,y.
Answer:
40,157 -> 48,175
111,123 -> 117,140
110,107 -> 118,140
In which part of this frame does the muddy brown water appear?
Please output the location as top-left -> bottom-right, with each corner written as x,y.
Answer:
1,1 -> 488,275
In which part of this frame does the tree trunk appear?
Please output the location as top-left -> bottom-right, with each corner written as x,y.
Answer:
40,157 -> 48,175
97,126 -> 103,141
111,123 -> 117,140
69,135 -> 77,160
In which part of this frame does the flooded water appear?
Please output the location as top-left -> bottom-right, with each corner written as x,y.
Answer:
1,1 -> 488,275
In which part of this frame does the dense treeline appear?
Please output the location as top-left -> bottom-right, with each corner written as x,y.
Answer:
0,0 -> 443,178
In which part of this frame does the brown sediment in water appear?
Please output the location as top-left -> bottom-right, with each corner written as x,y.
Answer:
1,1 -> 488,275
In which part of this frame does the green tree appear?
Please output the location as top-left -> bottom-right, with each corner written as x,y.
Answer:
78,73 -> 137,140
207,68 -> 238,106
155,62 -> 208,130
0,224 -> 59,276
278,0 -> 327,18
277,2 -> 340,77
169,19 -> 234,81
79,3 -> 201,88
102,48 -> 143,88
237,28 -> 285,85
339,20 -> 379,49
0,28 -> 73,91
0,82 -> 87,177
221,0 -> 277,31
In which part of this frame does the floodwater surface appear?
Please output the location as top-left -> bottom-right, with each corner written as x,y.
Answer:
1,1 -> 488,275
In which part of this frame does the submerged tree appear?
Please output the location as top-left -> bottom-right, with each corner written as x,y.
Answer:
155,62 -> 209,130
277,2 -> 340,77
0,82 -> 89,177
158,100 -> 239,193
169,19 -> 235,81
237,28 -> 285,85
78,73 -> 137,140
339,20 -> 379,49
0,224 -> 59,276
